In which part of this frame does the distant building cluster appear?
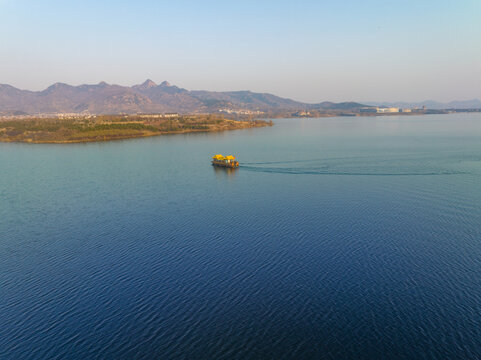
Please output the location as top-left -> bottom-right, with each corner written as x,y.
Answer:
218,109 -> 264,115
56,112 -> 94,119
293,111 -> 311,117
360,107 -> 412,114
138,113 -> 180,118
0,112 -> 94,120
0,112 -> 183,120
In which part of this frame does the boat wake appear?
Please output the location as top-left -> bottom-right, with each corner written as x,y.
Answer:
240,164 -> 468,176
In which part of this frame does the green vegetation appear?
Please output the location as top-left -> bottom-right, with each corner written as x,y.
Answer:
0,114 -> 271,143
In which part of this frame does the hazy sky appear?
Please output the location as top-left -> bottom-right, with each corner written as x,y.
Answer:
1,0 -> 480,103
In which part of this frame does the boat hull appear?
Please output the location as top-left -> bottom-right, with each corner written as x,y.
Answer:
212,161 -> 239,168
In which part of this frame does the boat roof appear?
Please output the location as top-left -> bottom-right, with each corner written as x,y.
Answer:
213,154 -> 236,160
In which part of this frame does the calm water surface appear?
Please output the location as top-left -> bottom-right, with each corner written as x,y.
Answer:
1,114 -> 481,359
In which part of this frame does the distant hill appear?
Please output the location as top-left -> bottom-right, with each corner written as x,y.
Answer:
365,99 -> 481,110
0,80 -> 368,115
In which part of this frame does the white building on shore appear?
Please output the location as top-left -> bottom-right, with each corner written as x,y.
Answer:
360,107 -> 402,113
377,107 -> 399,113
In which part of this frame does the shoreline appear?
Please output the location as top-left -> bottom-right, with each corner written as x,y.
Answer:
257,109 -> 481,119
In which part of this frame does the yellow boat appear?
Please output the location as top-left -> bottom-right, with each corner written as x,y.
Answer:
212,154 -> 239,168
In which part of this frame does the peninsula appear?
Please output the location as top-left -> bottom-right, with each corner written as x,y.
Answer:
0,114 -> 272,144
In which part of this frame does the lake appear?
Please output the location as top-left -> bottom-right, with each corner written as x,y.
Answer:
1,114 -> 481,359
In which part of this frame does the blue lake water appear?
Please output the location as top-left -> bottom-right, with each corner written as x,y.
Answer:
1,114 -> 481,359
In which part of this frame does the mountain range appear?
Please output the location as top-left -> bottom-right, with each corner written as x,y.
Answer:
0,80 -> 368,115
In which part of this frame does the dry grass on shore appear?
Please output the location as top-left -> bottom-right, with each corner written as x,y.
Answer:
0,115 -> 271,143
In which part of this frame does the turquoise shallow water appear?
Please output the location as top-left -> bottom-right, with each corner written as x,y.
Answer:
1,114 -> 481,359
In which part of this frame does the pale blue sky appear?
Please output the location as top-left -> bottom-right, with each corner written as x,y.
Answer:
1,0 -> 480,102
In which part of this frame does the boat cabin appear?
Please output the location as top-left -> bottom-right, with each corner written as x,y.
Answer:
212,154 -> 239,168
